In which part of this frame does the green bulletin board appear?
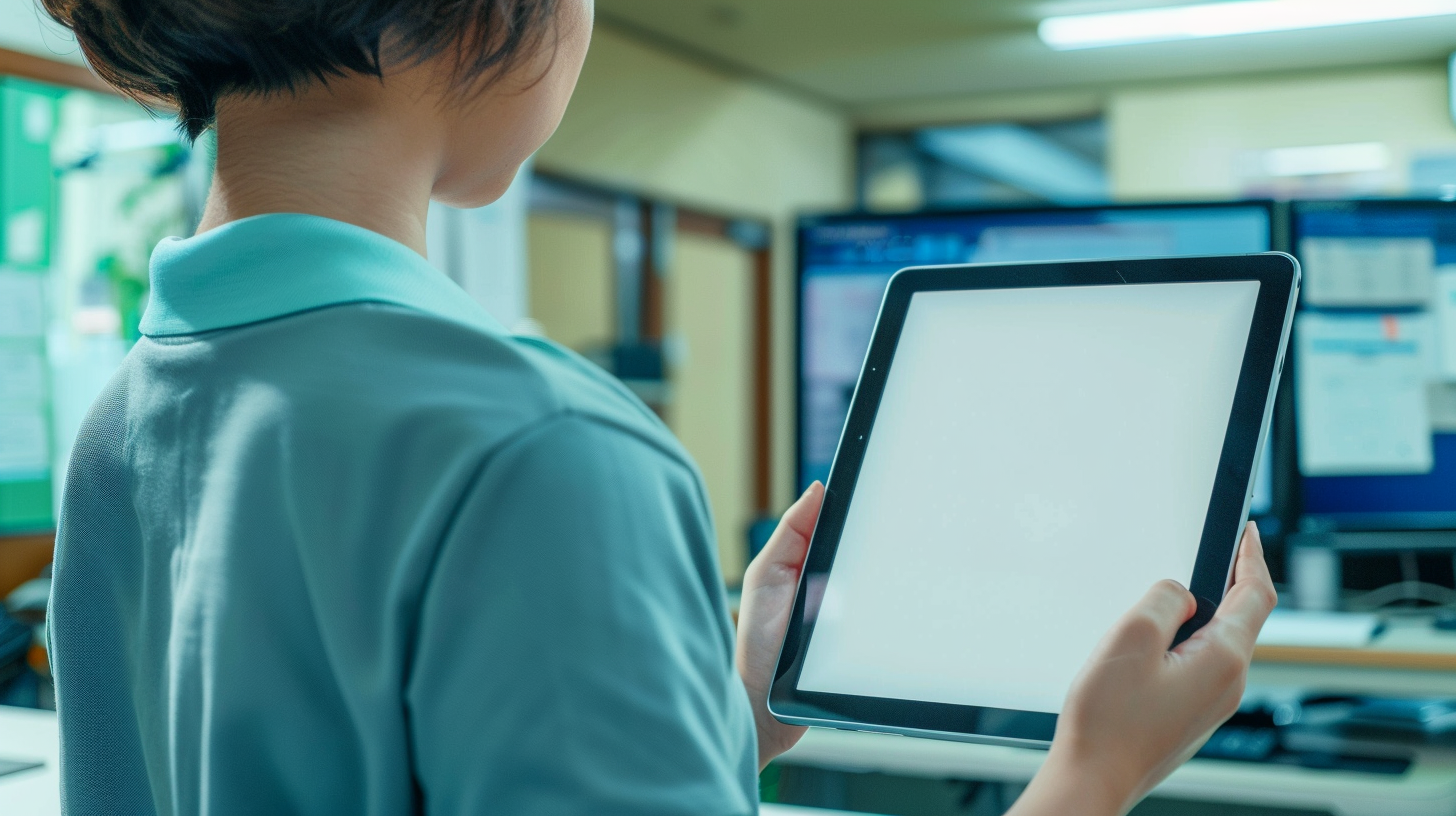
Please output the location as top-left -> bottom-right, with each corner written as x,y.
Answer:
0,78 -> 61,533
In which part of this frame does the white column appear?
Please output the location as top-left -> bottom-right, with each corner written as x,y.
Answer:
426,158 -> 532,331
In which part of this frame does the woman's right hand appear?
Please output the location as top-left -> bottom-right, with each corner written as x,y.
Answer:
1009,522 -> 1278,816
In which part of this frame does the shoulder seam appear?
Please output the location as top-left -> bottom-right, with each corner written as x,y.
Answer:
407,406 -> 699,642
402,408 -> 703,682
446,408 -> 698,530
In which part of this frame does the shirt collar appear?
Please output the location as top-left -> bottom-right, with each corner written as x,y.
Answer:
140,213 -> 505,337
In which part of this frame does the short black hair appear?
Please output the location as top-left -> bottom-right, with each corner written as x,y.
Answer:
41,0 -> 561,140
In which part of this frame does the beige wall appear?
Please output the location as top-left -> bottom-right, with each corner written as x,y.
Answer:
666,232 -> 756,583
537,25 -> 856,514
526,213 -> 614,353
853,61 -> 1456,202
855,87 -> 1104,132
1108,64 -> 1456,200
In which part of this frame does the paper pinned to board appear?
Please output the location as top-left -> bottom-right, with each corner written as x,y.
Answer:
0,409 -> 49,480
1434,267 -> 1456,379
1296,312 -> 1435,476
1430,382 -> 1456,433
0,272 -> 45,338
4,209 -> 45,267
0,347 -> 45,403
1300,237 -> 1435,308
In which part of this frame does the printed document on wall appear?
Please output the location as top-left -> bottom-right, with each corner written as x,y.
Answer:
0,409 -> 49,480
1300,237 -> 1434,308
0,272 -> 45,338
1296,312 -> 1434,476
1430,382 -> 1456,432
0,347 -> 45,403
1435,267 -> 1456,379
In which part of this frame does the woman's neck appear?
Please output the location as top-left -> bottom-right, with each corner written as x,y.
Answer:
196,80 -> 445,255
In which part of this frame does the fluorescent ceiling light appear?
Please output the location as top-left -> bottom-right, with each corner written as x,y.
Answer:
1039,0 -> 1456,50
1246,142 -> 1391,177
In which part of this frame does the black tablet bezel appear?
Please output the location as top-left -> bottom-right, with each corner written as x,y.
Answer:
769,253 -> 1300,746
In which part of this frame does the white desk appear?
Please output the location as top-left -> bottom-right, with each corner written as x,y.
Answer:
781,728 -> 1456,816
0,706 -> 58,816
1250,616 -> 1456,697
0,706 -> 895,816
776,618 -> 1456,816
11,698 -> 1454,816
761,805 -> 878,815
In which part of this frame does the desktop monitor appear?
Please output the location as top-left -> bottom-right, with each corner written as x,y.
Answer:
1291,200 -> 1456,530
797,202 -> 1277,515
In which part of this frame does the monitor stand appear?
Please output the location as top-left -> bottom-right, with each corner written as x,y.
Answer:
1287,531 -> 1456,612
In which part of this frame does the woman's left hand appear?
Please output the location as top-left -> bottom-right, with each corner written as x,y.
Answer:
736,481 -> 824,770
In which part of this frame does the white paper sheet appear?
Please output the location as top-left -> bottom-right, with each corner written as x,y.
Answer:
1300,237 -> 1435,308
0,347 -> 45,403
0,272 -> 46,338
1434,267 -> 1456,379
0,409 -> 49,479
1430,382 -> 1456,433
1296,312 -> 1434,476
1256,610 -> 1382,649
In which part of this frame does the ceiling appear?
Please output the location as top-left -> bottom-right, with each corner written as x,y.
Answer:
596,0 -> 1456,111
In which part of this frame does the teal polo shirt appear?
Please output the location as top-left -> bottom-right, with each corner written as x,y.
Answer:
49,214 -> 758,815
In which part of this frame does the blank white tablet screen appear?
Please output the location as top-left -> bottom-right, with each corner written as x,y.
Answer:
797,280 -> 1261,714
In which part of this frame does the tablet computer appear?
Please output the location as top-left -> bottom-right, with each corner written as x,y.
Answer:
769,253 -> 1300,747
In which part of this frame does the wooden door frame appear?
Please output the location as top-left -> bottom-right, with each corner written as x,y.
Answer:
671,209 -> 774,518
0,46 -> 108,94
532,171 -> 777,519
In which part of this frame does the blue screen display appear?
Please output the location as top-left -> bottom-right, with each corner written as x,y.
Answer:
1294,201 -> 1456,529
798,204 -> 1274,510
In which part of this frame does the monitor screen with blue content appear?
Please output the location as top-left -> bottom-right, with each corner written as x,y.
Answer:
1292,200 -> 1456,530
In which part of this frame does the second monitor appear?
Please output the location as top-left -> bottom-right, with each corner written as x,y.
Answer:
1292,199 -> 1456,531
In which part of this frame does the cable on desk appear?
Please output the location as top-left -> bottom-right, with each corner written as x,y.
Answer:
1343,581 -> 1456,612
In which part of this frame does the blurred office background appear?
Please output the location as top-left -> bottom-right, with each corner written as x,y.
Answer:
12,1 -> 1456,814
